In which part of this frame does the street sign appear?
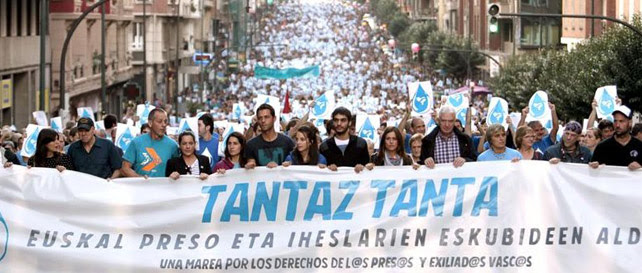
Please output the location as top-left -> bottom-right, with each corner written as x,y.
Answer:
193,52 -> 214,65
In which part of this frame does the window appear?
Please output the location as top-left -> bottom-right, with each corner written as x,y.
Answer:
6,0 -> 12,36
16,0 -> 21,36
520,18 -> 561,47
132,22 -> 143,49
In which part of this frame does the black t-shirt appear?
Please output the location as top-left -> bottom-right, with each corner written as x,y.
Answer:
244,133 -> 295,166
591,136 -> 642,167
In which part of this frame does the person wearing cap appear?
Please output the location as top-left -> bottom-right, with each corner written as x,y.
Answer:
122,108 -> 179,177
67,117 -> 123,179
543,121 -> 592,164
590,105 -> 642,170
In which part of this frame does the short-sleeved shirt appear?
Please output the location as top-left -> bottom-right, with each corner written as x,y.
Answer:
198,134 -> 220,169
123,134 -> 179,177
434,132 -> 460,164
591,136 -> 642,167
244,133 -> 295,166
533,134 -> 554,154
67,137 -> 123,179
477,147 -> 523,161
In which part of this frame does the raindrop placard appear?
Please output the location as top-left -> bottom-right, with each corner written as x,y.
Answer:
486,97 -> 509,130
408,81 -> 433,116
311,91 -> 336,120
356,114 -> 380,145
594,85 -> 617,119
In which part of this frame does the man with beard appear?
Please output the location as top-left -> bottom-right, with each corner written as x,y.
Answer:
319,107 -> 371,172
244,104 -> 295,169
590,105 -> 642,170
543,121 -> 591,164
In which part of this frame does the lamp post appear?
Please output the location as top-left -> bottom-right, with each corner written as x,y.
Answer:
39,0 -> 48,112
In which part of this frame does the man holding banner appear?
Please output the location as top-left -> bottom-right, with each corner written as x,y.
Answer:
319,107 -> 371,172
590,105 -> 642,170
244,104 -> 294,169
420,105 -> 476,168
67,118 -> 123,179
121,109 -> 179,177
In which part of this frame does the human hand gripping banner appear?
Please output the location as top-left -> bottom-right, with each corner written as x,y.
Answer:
1,162 -> 641,272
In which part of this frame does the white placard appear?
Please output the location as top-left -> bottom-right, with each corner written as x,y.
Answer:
408,81 -> 433,116
594,85 -> 618,120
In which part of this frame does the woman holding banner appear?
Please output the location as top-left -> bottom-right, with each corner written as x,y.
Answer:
283,125 -> 327,168
166,131 -> 212,180
214,132 -> 248,173
27,128 -> 74,172
366,127 -> 417,169
515,126 -> 543,160
477,124 -> 522,162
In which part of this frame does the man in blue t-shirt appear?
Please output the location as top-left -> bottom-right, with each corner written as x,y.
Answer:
122,109 -> 178,177
197,113 -> 219,168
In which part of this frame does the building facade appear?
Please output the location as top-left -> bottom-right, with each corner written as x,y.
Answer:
0,0 -> 50,128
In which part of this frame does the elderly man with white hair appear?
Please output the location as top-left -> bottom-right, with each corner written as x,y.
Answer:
420,105 -> 477,168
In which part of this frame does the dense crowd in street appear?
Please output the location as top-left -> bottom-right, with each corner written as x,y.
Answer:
1,0 -> 641,178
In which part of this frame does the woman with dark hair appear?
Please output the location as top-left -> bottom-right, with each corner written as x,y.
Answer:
214,132 -> 247,174
365,127 -> 415,169
283,125 -> 327,168
166,131 -> 212,180
27,128 -> 74,172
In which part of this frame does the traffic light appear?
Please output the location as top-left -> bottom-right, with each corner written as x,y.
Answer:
488,3 -> 500,33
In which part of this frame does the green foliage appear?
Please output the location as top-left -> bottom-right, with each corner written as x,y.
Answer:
491,17 -> 642,120
421,32 -> 486,81
374,0 -> 399,24
388,12 -> 411,37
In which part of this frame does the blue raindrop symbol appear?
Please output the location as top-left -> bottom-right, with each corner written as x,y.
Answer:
118,128 -> 133,150
359,118 -> 375,140
606,114 -> 614,122
545,120 -> 553,130
315,119 -> 324,127
530,93 -> 546,118
599,89 -> 615,115
51,121 -> 60,131
313,94 -> 328,116
82,109 -> 92,119
489,102 -> 505,125
141,107 -> 150,119
179,121 -> 191,133
264,97 -> 271,104
24,128 -> 40,156
456,108 -> 467,125
449,94 -> 463,108
412,85 -> 430,113
234,105 -> 242,119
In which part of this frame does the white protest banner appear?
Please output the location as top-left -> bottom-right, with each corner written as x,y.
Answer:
115,123 -> 140,152
486,97 -> 509,129
136,104 -> 156,125
356,114 -> 380,145
50,117 -> 63,133
311,91 -> 336,120
594,85 -> 617,120
408,81 -> 433,116
77,107 -> 95,121
32,111 -> 48,126
19,124 -> 48,158
1,162 -> 642,272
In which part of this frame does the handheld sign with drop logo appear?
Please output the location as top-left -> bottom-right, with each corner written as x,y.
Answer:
408,81 -> 433,116
220,123 -> 246,153
311,91 -> 335,119
486,97 -> 509,130
115,123 -> 139,152
356,114 -> 380,145
50,117 -> 63,133
528,91 -> 550,120
136,104 -> 155,125
445,93 -> 470,126
594,85 -> 617,119
77,107 -> 95,122
32,111 -> 48,126
232,103 -> 244,120
20,124 -> 48,158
